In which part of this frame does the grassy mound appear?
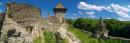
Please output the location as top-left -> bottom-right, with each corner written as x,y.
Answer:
43,30 -> 68,43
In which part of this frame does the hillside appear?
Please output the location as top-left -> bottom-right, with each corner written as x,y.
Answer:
0,2 -> 130,43
67,18 -> 130,39
33,23 -> 130,43
68,25 -> 130,43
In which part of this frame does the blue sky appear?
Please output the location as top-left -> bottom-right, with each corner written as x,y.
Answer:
1,0 -> 130,21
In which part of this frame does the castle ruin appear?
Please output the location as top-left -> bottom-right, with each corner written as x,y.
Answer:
6,3 -> 43,27
47,3 -> 67,32
0,2 -> 67,43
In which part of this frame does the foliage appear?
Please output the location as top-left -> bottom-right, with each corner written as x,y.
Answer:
44,31 -> 67,43
72,18 -> 98,32
66,19 -> 75,25
68,25 -> 130,43
68,25 -> 92,43
67,18 -> 130,38
44,31 -> 56,43
33,37 -> 43,43
104,19 -> 130,38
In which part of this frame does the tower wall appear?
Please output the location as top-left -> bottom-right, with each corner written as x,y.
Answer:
53,8 -> 67,23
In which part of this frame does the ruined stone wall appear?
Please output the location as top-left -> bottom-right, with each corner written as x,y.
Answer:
6,3 -> 43,27
0,13 -> 5,31
0,13 -> 5,21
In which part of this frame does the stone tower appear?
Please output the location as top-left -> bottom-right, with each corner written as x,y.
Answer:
93,18 -> 108,38
53,3 -> 67,23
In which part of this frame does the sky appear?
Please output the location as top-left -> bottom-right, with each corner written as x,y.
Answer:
1,0 -> 130,21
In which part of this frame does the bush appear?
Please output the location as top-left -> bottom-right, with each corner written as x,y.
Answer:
44,31 -> 56,43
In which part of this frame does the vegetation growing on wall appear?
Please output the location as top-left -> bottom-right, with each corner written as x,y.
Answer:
33,37 -> 43,43
44,31 -> 56,43
43,30 -> 68,43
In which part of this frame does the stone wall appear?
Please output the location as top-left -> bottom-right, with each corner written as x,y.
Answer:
0,13 -> 5,33
0,13 -> 5,22
6,3 -> 43,27
0,16 -> 33,43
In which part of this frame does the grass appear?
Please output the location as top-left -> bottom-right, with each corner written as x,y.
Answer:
44,30 -> 56,43
44,30 -> 68,43
68,26 -> 92,43
33,37 -> 43,43
33,25 -> 130,43
68,25 -> 130,43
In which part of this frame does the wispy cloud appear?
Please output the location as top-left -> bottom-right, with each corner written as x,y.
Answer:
106,17 -> 112,19
78,11 -> 83,14
77,2 -> 130,21
77,2 -> 105,11
86,12 -> 95,15
118,18 -> 129,21
86,12 -> 95,17
108,4 -> 130,18
69,13 -> 80,19
128,5 -> 130,8
0,2 -> 2,6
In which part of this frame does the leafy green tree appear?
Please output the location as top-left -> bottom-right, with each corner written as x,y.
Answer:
73,18 -> 98,32
67,18 -> 130,38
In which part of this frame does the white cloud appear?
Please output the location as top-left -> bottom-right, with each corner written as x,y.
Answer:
118,18 -> 129,21
106,17 -> 112,19
86,12 -> 95,17
78,2 -> 105,11
90,15 -> 95,17
128,5 -> 130,8
0,2 -> 2,5
116,11 -> 130,18
71,16 -> 79,19
78,11 -> 83,14
109,4 -> 130,18
86,12 -> 95,15
110,4 -> 130,13
105,7 -> 113,12
71,13 -> 80,19
78,2 -> 130,19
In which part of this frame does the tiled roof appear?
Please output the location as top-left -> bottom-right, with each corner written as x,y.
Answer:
55,3 -> 64,8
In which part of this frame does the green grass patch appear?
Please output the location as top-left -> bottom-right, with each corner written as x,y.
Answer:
68,25 -> 130,43
44,30 -> 68,43
33,37 -> 43,43
44,31 -> 56,43
68,26 -> 92,43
